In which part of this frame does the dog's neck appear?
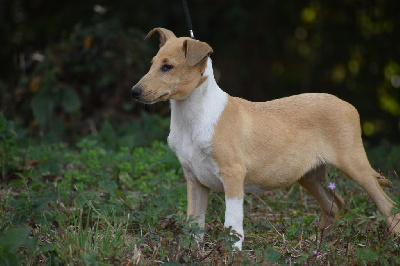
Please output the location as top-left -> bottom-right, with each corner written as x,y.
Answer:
170,58 -> 228,131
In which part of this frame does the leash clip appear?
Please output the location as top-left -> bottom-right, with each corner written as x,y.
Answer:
182,0 -> 195,39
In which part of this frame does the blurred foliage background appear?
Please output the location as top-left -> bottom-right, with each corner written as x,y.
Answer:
1,0 -> 399,143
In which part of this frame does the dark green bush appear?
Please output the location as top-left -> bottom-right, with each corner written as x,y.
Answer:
5,18 -> 162,142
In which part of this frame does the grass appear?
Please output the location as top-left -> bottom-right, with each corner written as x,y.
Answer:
1,116 -> 400,264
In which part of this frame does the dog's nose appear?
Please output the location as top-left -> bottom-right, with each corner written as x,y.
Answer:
131,86 -> 142,99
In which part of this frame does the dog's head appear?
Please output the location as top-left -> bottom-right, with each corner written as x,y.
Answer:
131,28 -> 213,103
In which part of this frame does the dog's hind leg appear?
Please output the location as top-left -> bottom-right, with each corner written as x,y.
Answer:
298,165 -> 345,229
335,146 -> 400,233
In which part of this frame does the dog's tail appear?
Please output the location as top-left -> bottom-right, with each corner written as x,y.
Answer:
377,175 -> 394,188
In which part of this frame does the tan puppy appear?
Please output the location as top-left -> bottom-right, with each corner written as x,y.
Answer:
131,28 -> 399,250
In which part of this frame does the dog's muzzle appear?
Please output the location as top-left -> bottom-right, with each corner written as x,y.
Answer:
131,86 -> 142,100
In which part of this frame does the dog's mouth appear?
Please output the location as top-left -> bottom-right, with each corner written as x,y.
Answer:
158,92 -> 170,101
136,92 -> 170,104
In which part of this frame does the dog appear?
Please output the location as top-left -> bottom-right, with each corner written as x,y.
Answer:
131,28 -> 399,250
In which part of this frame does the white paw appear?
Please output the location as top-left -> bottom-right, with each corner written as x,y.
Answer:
233,238 -> 243,251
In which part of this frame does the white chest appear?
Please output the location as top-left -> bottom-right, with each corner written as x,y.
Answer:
168,127 -> 224,191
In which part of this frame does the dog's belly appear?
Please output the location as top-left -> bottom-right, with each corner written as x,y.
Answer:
245,151 -> 324,191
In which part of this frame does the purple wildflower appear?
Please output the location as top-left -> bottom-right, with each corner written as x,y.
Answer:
328,182 -> 336,190
313,250 -> 318,255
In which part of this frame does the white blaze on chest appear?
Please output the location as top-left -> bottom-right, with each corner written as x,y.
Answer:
168,58 -> 228,191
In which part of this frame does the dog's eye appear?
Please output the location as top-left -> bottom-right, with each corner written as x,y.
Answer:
161,64 -> 174,72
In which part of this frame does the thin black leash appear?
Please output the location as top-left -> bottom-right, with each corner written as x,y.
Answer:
182,0 -> 195,39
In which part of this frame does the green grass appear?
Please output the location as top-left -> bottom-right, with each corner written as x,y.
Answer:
1,116 -> 400,264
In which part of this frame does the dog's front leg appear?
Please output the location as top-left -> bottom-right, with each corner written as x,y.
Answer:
186,176 -> 210,240
225,196 -> 244,250
221,165 -> 245,251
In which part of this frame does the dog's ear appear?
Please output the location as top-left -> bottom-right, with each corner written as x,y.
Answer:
145,28 -> 176,47
183,39 -> 213,67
